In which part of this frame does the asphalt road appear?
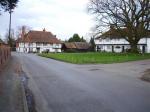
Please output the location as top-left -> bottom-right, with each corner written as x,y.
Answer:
13,52 -> 150,112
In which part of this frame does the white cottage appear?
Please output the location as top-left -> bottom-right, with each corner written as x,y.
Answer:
95,29 -> 150,53
16,29 -> 61,53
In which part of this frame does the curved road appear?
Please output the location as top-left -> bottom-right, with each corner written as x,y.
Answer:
13,52 -> 150,112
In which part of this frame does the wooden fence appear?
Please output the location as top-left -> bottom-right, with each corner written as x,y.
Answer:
0,45 -> 11,71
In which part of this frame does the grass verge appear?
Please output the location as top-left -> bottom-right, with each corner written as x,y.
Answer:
39,52 -> 150,64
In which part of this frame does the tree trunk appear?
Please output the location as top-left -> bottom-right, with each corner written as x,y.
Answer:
8,10 -> 12,47
9,10 -> 12,39
8,9 -> 12,47
130,42 -> 139,53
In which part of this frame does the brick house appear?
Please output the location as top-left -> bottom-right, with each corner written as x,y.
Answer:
16,29 -> 62,53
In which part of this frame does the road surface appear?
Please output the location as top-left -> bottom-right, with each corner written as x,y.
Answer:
13,52 -> 150,112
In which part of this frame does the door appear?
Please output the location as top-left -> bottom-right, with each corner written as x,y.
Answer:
36,47 -> 40,53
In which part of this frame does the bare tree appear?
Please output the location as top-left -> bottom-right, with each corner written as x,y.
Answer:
88,0 -> 150,53
5,29 -> 16,49
16,25 -> 31,39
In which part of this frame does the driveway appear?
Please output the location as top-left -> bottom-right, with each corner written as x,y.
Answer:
13,52 -> 150,112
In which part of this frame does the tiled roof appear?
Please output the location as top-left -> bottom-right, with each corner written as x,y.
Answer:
96,28 -> 125,39
74,42 -> 90,50
96,28 -> 150,39
17,30 -> 61,44
63,43 -> 76,49
63,42 -> 90,50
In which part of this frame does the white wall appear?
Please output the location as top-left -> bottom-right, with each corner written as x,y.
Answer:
95,38 -> 129,45
95,38 -> 149,45
95,38 -> 150,53
17,42 -> 62,53
147,38 -> 150,53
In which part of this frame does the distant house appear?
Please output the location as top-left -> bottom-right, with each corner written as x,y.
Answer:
62,42 -> 90,52
95,29 -> 150,53
16,29 -> 62,53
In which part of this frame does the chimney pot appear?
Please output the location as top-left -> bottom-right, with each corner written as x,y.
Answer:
43,28 -> 46,32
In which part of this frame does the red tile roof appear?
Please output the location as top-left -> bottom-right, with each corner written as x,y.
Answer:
17,30 -> 61,44
63,42 -> 90,50
74,42 -> 90,50
96,28 -> 150,39
63,43 -> 76,49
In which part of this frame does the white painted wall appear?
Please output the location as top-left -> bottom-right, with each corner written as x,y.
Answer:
16,43 -> 62,53
147,38 -> 150,53
95,38 -> 150,53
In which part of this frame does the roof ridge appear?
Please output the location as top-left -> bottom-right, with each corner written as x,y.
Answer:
29,30 -> 52,33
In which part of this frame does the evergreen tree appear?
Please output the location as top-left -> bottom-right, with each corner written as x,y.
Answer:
81,36 -> 86,42
5,29 -> 16,48
1,0 -> 19,42
68,34 -> 86,42
89,37 -> 95,51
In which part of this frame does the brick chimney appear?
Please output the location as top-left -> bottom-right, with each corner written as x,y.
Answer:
43,28 -> 46,32
21,26 -> 25,38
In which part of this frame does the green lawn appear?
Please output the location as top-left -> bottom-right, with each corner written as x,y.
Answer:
39,52 -> 150,64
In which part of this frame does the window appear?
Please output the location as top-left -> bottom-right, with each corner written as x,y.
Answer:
115,46 -> 121,49
30,43 -> 33,46
36,43 -> 41,46
99,39 -> 102,42
43,43 -> 47,46
107,45 -> 111,49
55,44 -> 59,47
20,43 -> 23,46
106,38 -> 109,42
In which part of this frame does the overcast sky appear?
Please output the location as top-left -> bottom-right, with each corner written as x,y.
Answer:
0,0 -> 95,40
